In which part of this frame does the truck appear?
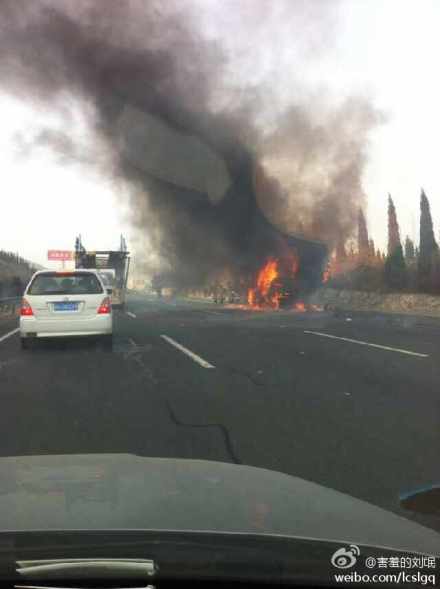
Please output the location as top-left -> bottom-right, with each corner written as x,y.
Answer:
74,235 -> 130,309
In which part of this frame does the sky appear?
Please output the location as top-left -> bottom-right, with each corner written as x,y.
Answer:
336,0 -> 440,250
1,0 -> 439,266
0,95 -> 132,268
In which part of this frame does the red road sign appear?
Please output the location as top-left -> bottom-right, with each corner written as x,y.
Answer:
48,250 -> 74,261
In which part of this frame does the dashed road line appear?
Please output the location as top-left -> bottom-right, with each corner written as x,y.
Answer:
126,311 -> 136,318
160,335 -> 215,369
0,328 -> 20,344
304,330 -> 429,358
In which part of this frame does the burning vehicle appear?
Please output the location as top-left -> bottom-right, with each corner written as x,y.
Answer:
245,231 -> 327,310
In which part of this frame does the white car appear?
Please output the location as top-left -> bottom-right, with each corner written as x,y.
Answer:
19,270 -> 113,349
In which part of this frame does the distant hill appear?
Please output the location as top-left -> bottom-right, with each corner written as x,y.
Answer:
0,250 -> 40,297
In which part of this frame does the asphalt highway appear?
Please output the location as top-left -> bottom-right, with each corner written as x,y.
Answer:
0,292 -> 439,532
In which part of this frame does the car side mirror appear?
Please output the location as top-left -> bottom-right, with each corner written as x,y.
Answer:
106,288 -> 113,295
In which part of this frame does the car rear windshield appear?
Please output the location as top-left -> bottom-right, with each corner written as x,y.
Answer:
28,272 -> 104,295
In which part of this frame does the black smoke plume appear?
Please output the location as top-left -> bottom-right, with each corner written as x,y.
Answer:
0,0 -> 381,289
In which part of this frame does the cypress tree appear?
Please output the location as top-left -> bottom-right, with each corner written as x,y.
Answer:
384,195 -> 406,290
418,189 -> 438,291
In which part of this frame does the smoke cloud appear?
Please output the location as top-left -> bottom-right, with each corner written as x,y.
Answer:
0,0 -> 381,287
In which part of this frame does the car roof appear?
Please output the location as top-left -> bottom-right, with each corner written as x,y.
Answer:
33,269 -> 99,275
28,269 -> 104,284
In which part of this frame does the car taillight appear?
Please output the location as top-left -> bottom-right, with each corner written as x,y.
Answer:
97,297 -> 111,314
20,298 -> 34,316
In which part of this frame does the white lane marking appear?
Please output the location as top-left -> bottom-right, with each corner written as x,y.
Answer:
304,330 -> 429,358
126,311 -> 136,318
0,328 -> 20,344
128,337 -> 137,347
161,335 -> 215,369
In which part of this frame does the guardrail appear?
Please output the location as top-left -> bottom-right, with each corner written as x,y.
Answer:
0,296 -> 21,316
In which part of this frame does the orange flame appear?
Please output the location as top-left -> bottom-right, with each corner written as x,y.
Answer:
247,252 -> 308,310
248,257 -> 280,309
257,258 -> 278,297
248,257 -> 289,309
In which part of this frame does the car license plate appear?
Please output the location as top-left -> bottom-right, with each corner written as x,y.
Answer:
53,302 -> 78,312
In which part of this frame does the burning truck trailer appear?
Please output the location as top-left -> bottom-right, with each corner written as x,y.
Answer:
207,216 -> 328,309
148,187 -> 328,310
221,196 -> 328,310
244,232 -> 328,310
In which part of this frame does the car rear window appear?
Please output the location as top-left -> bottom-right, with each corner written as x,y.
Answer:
28,272 -> 104,295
